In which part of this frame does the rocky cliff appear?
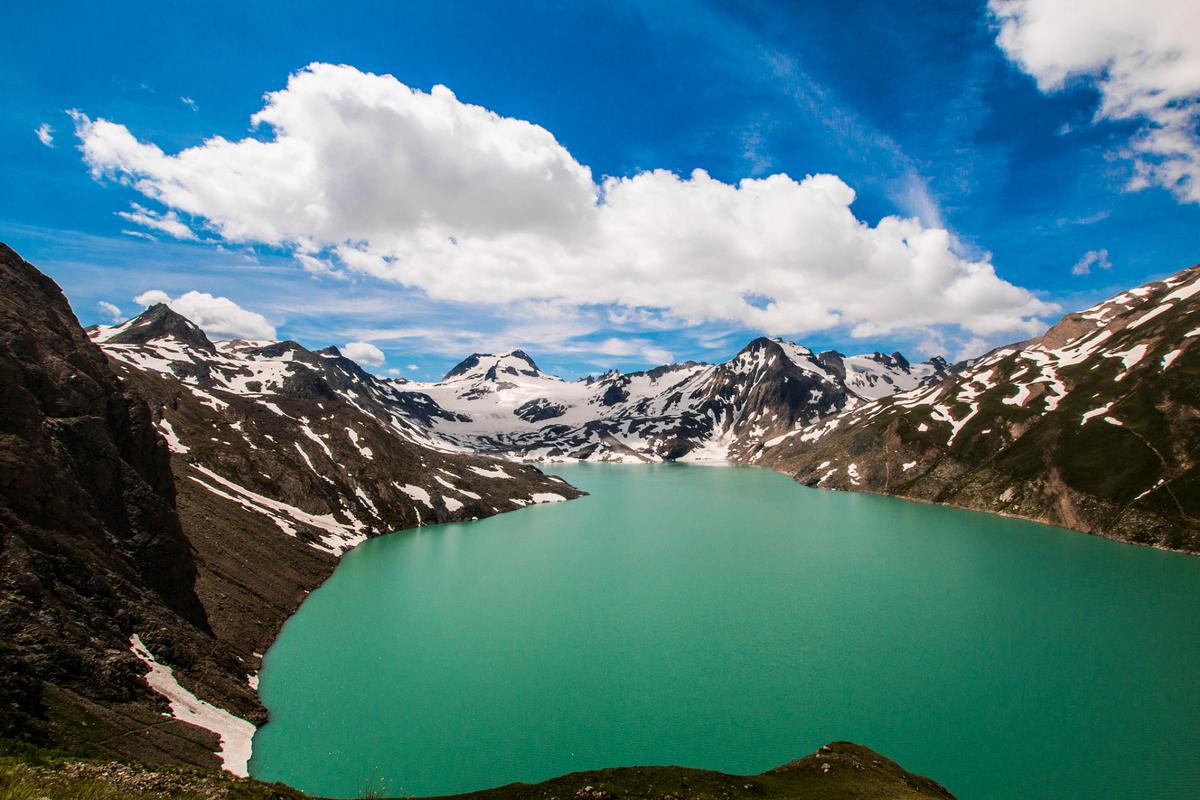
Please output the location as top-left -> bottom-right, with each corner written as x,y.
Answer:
0,242 -> 243,766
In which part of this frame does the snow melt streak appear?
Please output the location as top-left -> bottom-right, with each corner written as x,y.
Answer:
129,634 -> 255,776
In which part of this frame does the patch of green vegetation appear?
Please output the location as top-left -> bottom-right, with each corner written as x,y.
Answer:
0,739 -> 303,800
1059,418 -> 1161,503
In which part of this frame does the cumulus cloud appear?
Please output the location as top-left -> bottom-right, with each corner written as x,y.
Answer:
73,62 -> 1055,343
34,123 -> 54,148
97,300 -> 124,322
133,289 -> 276,340
1070,248 -> 1113,276
991,0 -> 1200,203
116,202 -> 196,239
342,341 -> 386,366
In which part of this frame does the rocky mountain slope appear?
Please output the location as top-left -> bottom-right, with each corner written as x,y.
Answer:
405,339 -> 947,461
0,242 -> 250,767
756,265 -> 1200,553
0,243 -> 581,774
1,740 -> 955,800
93,305 -> 580,554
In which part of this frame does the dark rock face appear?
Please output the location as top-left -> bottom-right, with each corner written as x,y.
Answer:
759,264 -> 1200,553
0,244 -> 205,615
0,243 -> 214,743
443,353 -> 485,381
515,398 -> 568,422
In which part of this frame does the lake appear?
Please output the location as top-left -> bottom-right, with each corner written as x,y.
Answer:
249,462 -> 1200,799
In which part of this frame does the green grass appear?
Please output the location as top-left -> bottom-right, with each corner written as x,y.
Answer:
0,740 -> 952,800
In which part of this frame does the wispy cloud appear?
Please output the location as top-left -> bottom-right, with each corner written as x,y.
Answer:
1071,248 -> 1113,276
96,300 -> 124,322
34,123 -> 53,147
115,202 -> 196,240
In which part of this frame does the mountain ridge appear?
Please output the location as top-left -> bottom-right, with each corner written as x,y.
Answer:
756,263 -> 1200,553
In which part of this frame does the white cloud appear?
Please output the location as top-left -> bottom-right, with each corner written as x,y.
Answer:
133,289 -> 276,340
342,341 -> 385,366
35,123 -> 54,148
595,337 -> 674,365
1071,248 -> 1113,276
116,202 -> 196,239
181,96 -> 198,112
407,363 -> 419,370
991,0 -> 1200,203
97,300 -> 124,322
72,62 -> 1055,342
120,229 -> 158,241
133,289 -> 171,306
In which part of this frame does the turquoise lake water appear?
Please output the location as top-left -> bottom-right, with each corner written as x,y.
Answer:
249,463 -> 1200,799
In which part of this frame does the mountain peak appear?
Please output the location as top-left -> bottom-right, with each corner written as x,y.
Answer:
738,336 -> 785,355
442,350 -> 545,383
103,303 -> 216,353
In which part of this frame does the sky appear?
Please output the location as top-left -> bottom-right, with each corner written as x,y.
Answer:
2,0 -> 1197,380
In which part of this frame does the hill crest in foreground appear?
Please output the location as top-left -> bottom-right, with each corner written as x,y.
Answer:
0,740 -> 955,800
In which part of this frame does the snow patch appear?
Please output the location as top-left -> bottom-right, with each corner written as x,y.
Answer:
129,634 -> 255,777
156,418 -> 189,454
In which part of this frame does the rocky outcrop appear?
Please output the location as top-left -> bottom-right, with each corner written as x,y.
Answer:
757,265 -> 1200,553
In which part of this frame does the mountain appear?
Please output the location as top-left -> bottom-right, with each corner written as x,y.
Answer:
92,307 -> 576,551
756,265 -> 1200,553
413,338 -> 949,461
0,243 -> 581,772
0,243 -> 252,765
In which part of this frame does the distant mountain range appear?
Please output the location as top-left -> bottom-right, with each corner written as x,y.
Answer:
93,307 -> 950,465
402,340 -> 948,461
85,262 -> 1200,553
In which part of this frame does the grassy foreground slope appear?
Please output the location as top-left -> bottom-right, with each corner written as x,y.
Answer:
0,741 -> 953,800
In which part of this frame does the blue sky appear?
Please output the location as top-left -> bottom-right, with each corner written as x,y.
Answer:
2,0 -> 1196,380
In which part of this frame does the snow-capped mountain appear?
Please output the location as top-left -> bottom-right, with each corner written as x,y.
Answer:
407,338 -> 949,461
95,304 -> 950,469
758,264 -> 1200,553
91,304 -> 581,556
